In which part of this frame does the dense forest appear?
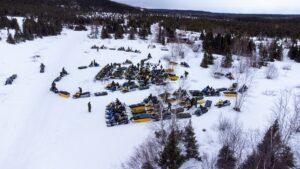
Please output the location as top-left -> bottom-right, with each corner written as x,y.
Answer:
1,0 -> 300,63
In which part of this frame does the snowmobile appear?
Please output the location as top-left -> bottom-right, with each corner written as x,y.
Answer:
171,107 -> 185,114
225,73 -> 234,80
194,106 -> 208,116
121,86 -> 137,93
78,66 -> 88,70
180,62 -> 190,68
54,76 -> 62,82
94,92 -> 108,97
5,74 -> 17,85
228,83 -> 238,91
214,72 -> 225,79
176,113 -> 192,119
216,88 -> 227,92
50,86 -> 58,93
106,115 -> 129,127
168,74 -> 179,81
139,85 -> 150,90
72,92 -> 91,99
215,100 -> 231,108
204,100 -> 213,108
238,85 -> 248,93
202,86 -> 220,97
189,90 -> 203,97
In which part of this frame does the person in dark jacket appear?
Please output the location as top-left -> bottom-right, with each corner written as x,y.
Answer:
40,63 -> 45,73
184,71 -> 189,78
62,67 -> 68,75
50,81 -> 58,93
167,102 -> 172,111
88,102 -> 91,113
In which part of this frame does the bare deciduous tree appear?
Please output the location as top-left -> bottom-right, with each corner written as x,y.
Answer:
233,59 -> 255,112
121,136 -> 162,169
217,116 -> 247,166
200,153 -> 217,169
272,90 -> 300,144
265,63 -> 279,79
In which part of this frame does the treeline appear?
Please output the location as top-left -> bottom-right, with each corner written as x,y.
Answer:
154,15 -> 300,39
5,17 -> 62,44
122,119 -> 295,169
200,32 -> 286,68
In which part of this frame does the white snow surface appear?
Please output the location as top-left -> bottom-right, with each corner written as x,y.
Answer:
0,28 -> 299,169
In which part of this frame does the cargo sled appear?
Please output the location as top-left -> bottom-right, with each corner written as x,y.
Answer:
94,92 -> 108,96
223,91 -> 237,97
215,100 -> 231,108
58,91 -> 70,98
168,74 -> 179,81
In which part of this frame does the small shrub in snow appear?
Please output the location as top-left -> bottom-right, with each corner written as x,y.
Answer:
265,63 -> 279,79
217,115 -> 232,132
262,90 -> 277,96
282,64 -> 292,71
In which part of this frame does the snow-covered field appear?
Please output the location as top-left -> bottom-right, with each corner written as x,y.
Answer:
0,28 -> 299,169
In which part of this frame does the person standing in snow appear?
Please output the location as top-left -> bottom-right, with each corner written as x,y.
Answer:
167,102 -> 172,111
184,71 -> 189,78
88,102 -> 91,113
40,63 -> 45,73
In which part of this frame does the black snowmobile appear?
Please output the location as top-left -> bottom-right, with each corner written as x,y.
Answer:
72,92 -> 91,99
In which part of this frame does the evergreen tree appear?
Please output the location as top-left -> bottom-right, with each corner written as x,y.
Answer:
295,47 -> 300,63
258,43 -> 269,66
141,162 -> 155,169
14,30 -> 23,43
269,40 -> 283,61
139,26 -> 148,40
221,46 -> 233,68
6,33 -> 15,44
203,32 -> 213,52
207,47 -> 214,65
101,26 -> 110,39
216,145 -> 236,169
247,39 -> 256,55
183,120 -> 199,160
288,42 -> 298,60
128,27 -> 135,40
241,120 -> 294,169
199,31 -> 205,40
159,129 -> 184,169
114,24 -> 124,39
200,52 -> 209,68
